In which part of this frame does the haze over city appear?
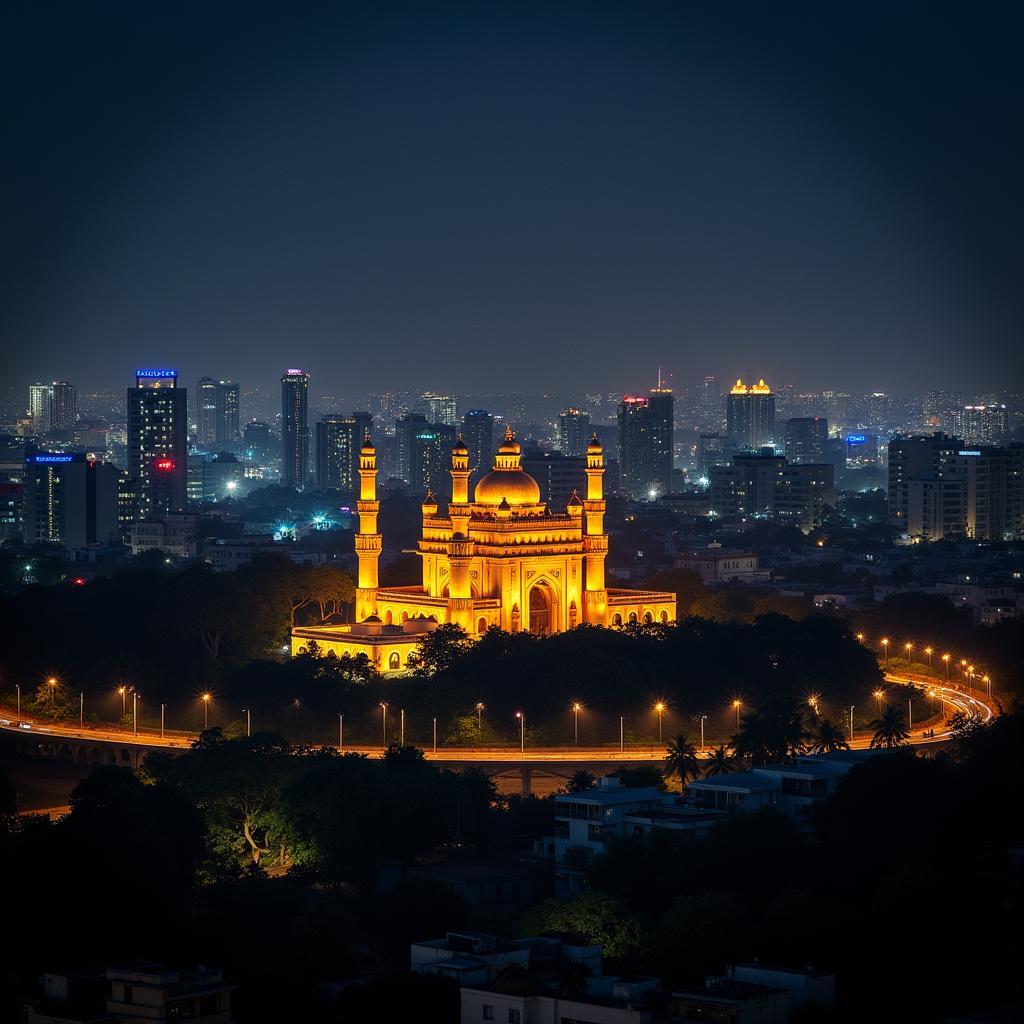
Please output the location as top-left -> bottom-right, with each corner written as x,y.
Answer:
4,2 -> 1023,397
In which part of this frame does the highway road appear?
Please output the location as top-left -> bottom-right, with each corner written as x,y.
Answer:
0,672 -> 996,764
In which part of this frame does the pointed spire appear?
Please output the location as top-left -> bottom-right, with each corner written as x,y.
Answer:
504,423 -> 515,442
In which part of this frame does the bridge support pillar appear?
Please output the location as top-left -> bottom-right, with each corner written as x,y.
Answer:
520,766 -> 532,797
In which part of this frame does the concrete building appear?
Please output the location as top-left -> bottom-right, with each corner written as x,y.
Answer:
462,408 -> 495,486
127,369 -> 188,518
676,544 -> 760,582
953,404 -> 1010,445
315,412 -> 372,491
557,407 -> 591,456
617,379 -> 674,499
23,453 -> 121,548
130,512 -> 201,558
726,378 -> 775,450
957,445 -> 1024,541
520,447 -> 587,510
784,417 -> 827,464
887,433 -> 962,532
22,963 -> 234,1023
280,369 -> 310,488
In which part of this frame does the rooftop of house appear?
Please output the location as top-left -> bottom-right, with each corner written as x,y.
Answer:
686,771 -> 780,792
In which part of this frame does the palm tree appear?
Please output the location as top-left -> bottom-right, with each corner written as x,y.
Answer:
869,704 -> 910,749
564,770 -> 596,794
664,733 -> 701,787
732,697 -> 809,764
808,718 -> 849,754
703,745 -> 736,777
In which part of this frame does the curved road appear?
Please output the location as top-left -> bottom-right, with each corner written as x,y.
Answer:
0,672 -> 996,763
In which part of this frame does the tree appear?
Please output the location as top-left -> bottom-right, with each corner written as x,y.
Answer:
564,771 -> 596,794
665,733 -> 701,786
732,698 -> 809,764
703,745 -> 736,776
612,765 -> 666,790
808,718 -> 849,754
407,623 -> 472,675
24,678 -> 78,722
869,704 -> 910,748
519,892 -> 644,960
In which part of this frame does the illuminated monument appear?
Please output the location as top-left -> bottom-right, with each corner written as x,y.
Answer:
292,427 -> 676,672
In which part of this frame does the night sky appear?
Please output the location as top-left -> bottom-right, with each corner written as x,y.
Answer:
3,1 -> 1022,399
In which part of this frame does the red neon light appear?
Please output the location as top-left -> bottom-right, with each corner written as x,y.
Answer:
155,458 -> 175,471
73,577 -> 86,586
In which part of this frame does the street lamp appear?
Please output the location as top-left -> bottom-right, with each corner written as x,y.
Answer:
79,692 -> 84,730
873,689 -> 885,716
47,677 -> 57,705
942,653 -> 950,679
904,642 -> 913,665
133,691 -> 138,736
855,632 -> 865,643
654,701 -> 666,743
400,708 -> 405,747
807,693 -> 820,717
924,646 -> 933,670
732,699 -> 742,730
619,715 -> 624,753
983,674 -> 991,699
338,713 -> 344,749
848,705 -> 855,741
16,683 -> 21,724
161,703 -> 166,739
476,702 -> 485,743
202,692 -> 212,730
572,702 -> 582,745
698,713 -> 708,752
242,708 -> 251,737
880,638 -> 889,662
118,686 -> 127,718
380,702 -> 388,747
515,711 -> 524,754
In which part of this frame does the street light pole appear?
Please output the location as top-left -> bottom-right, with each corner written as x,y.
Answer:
133,691 -> 138,737
908,699 -> 913,732
699,713 -> 707,752
16,684 -> 20,724
381,703 -> 388,748
339,714 -> 343,749
161,703 -> 166,739
619,715 -> 624,753
79,692 -> 83,730
119,687 -> 126,718
515,712 -> 524,754
732,700 -> 741,731
433,717 -> 437,754
400,708 -> 405,748
849,705 -> 854,742
573,703 -> 581,745
243,708 -> 251,737
476,703 -> 484,745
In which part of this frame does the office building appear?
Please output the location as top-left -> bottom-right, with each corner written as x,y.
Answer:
556,407 -> 591,456
396,412 -> 429,484
280,369 -> 310,488
315,412 -> 372,491
520,446 -> 587,509
698,375 -> 721,431
845,432 -> 878,465
196,376 -> 219,446
957,445 -> 1024,541
243,420 -> 275,463
29,383 -> 52,434
726,378 -> 775,450
923,390 -> 962,425
23,453 -> 121,548
952,404 -> 1010,446
887,434 -> 961,530
410,423 -> 458,498
905,477 -> 965,541
127,369 -> 188,518
461,408 -> 494,483
418,392 -> 458,427
697,432 -> 730,479
215,380 -> 240,444
617,379 -> 674,500
709,453 -> 833,531
49,381 -> 77,430
785,417 -> 828,464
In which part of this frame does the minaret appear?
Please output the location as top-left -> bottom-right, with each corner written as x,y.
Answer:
355,434 -> 381,622
583,433 -> 609,624
446,436 -> 475,631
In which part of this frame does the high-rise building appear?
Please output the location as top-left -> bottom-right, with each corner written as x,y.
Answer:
462,409 -> 494,483
281,369 -> 310,488
887,434 -> 961,530
697,433 -> 730,479
396,412 -> 429,484
709,453 -> 833,532
844,433 -> 878,466
923,390 -> 962,426
726,378 -> 775,450
418,392 -> 459,427
243,420 -> 275,463
23,452 -> 121,548
127,369 -> 188,518
952,405 -> 1010,446
957,445 -> 1024,541
315,412 -> 373,491
698,376 -> 721,431
785,417 -> 828,464
520,446 -> 587,509
28,383 -> 52,434
49,382 -> 77,430
410,423 -> 457,498
617,378 -> 674,499
196,377 -> 219,446
556,408 -> 591,456
215,380 -> 240,444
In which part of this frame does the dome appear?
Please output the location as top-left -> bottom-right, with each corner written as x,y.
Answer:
474,467 -> 541,505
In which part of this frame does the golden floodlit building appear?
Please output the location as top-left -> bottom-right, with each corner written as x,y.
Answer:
291,427 -> 676,672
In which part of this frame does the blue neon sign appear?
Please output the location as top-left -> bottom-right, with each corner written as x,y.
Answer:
136,369 -> 178,378
846,434 -> 867,445
29,454 -> 76,463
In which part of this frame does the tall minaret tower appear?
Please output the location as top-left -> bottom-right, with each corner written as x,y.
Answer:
446,435 -> 475,632
583,433 -> 609,624
355,434 -> 381,622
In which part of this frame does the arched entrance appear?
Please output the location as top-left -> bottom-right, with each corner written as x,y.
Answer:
529,582 -> 554,635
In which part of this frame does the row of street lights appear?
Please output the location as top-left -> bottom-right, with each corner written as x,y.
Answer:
858,633 -> 993,698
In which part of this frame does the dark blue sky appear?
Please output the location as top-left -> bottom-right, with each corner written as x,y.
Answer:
2,1 -> 1021,398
